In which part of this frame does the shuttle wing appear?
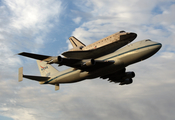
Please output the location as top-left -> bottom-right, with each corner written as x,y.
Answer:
62,49 -> 95,59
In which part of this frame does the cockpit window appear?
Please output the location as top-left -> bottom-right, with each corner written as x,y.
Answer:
145,39 -> 151,41
119,31 -> 125,33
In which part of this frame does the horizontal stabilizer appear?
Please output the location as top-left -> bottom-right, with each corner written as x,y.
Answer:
23,75 -> 50,81
18,67 -> 50,82
18,52 -> 53,61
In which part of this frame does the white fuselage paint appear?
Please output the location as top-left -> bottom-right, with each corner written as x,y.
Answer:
45,40 -> 161,84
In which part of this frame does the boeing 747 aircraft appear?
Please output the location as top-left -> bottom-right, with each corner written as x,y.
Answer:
18,32 -> 161,90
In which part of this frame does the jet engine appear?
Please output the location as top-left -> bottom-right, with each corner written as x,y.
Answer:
47,56 -> 63,64
107,71 -> 135,85
47,56 -> 95,67
124,72 -> 135,78
119,72 -> 135,85
119,78 -> 133,85
81,59 -> 96,67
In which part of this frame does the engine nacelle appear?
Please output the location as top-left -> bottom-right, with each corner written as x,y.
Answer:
119,78 -> 133,85
119,72 -> 135,85
107,71 -> 135,84
47,56 -> 95,67
125,72 -> 135,78
47,56 -> 63,64
81,59 -> 96,67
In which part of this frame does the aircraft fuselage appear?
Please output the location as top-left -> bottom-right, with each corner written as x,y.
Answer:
46,39 -> 161,84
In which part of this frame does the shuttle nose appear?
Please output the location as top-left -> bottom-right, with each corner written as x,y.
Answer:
119,32 -> 137,41
129,32 -> 137,39
157,43 -> 162,49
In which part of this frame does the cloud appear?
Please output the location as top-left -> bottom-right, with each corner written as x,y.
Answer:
73,17 -> 82,24
0,0 -> 62,69
0,0 -> 175,120
65,0 -> 175,120
70,0 -> 175,44
0,0 -> 63,119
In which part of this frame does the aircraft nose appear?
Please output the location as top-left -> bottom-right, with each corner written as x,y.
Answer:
151,41 -> 162,50
155,42 -> 162,51
138,41 -> 162,61
148,41 -> 162,55
157,43 -> 162,49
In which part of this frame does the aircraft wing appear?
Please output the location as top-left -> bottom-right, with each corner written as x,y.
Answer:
100,68 -> 135,85
18,52 -> 114,71
65,59 -> 115,71
100,68 -> 126,81
18,52 -> 55,62
44,55 -> 115,71
18,52 -> 86,65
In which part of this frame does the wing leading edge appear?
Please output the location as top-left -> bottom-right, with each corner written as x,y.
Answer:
18,52 -> 53,61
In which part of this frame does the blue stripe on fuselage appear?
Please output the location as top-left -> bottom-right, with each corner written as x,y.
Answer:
44,70 -> 75,84
103,43 -> 161,60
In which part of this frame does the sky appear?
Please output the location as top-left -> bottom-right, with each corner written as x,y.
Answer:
0,0 -> 175,120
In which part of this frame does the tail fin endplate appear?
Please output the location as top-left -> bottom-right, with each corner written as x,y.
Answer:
18,67 -> 23,82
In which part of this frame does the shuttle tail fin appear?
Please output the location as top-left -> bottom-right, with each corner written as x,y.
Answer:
69,36 -> 86,48
36,60 -> 59,77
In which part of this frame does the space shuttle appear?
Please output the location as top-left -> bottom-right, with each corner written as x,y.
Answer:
62,31 -> 137,59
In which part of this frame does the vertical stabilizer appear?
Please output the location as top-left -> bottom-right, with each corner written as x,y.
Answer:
69,36 -> 86,48
36,60 -> 59,77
